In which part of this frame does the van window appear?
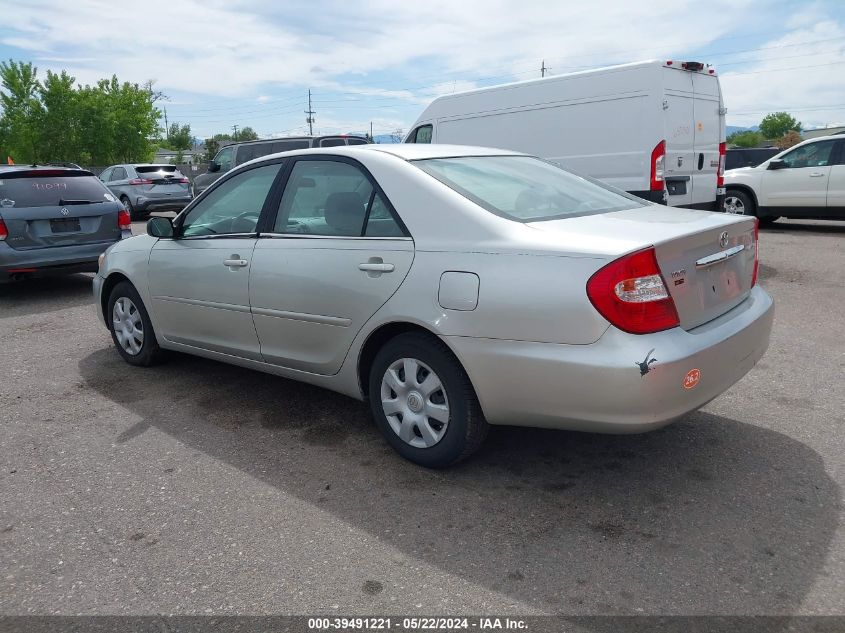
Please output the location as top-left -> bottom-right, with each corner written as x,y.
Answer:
407,125 -> 432,144
271,140 -> 309,153
319,138 -> 347,147
414,155 -> 645,222
347,138 -> 368,146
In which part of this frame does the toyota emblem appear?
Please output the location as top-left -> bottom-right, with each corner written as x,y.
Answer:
719,231 -> 729,248
60,207 -> 70,216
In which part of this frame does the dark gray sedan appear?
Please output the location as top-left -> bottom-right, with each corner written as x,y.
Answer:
0,165 -> 131,282
99,164 -> 192,220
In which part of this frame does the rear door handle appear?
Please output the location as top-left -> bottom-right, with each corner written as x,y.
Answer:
223,258 -> 248,267
358,263 -> 394,273
809,172 -> 826,177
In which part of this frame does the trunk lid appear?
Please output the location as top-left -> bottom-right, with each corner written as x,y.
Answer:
528,205 -> 757,330
0,170 -> 122,250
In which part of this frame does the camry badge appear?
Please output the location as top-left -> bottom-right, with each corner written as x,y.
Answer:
60,207 -> 70,216
719,231 -> 729,248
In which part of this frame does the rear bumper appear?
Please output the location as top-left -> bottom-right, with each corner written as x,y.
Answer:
0,240 -> 117,281
446,285 -> 774,432
134,196 -> 192,213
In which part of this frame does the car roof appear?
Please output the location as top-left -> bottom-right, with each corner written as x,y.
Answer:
0,164 -> 92,175
307,144 -> 524,161
226,135 -> 369,147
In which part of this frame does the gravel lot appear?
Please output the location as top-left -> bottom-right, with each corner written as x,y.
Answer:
1,218 -> 844,617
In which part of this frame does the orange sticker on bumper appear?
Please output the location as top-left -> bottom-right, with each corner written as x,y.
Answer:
683,369 -> 701,390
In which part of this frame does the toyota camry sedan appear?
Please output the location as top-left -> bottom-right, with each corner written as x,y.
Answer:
93,144 -> 773,467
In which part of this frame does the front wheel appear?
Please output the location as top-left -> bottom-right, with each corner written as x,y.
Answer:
368,332 -> 488,468
725,189 -> 779,224
107,281 -> 164,366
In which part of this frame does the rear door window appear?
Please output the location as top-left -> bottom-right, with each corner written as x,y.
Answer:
319,138 -> 347,147
0,173 -> 114,208
347,138 -> 368,146
111,167 -> 127,181
271,140 -> 309,153
235,142 -> 275,165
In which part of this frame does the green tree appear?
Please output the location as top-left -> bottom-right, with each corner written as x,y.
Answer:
727,130 -> 762,148
0,60 -> 43,163
759,112 -> 802,140
233,126 -> 258,142
38,70 -> 79,162
164,122 -> 192,150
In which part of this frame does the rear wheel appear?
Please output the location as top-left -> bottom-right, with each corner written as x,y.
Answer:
107,281 -> 164,366
120,196 -> 139,221
368,332 -> 488,468
725,189 -> 778,224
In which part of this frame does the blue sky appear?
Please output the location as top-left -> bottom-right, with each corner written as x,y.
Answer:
1,0 -> 844,140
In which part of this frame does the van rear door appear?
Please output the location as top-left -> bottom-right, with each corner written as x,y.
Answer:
690,71 -> 723,209
662,66 -> 696,207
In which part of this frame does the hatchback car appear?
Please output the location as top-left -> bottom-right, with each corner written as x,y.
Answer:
99,164 -> 192,220
192,135 -> 371,196
94,145 -> 773,467
0,165 -> 131,282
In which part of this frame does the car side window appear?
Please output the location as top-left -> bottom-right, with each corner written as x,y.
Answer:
834,140 -> 845,166
407,125 -> 432,144
235,142 -> 274,165
364,193 -> 405,237
111,167 -> 127,181
347,138 -> 368,146
319,138 -> 346,147
215,146 -> 235,172
180,163 -> 283,237
99,168 -> 113,182
780,140 -> 836,169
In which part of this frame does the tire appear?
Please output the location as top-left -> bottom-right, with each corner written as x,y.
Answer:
120,196 -> 139,221
368,332 -> 488,468
725,189 -> 779,224
107,281 -> 164,367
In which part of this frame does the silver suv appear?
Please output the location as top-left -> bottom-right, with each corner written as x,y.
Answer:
192,135 -> 370,196
99,164 -> 193,220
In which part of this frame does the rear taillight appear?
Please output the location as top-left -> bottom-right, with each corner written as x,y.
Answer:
650,140 -> 666,191
0,219 -> 7,241
717,141 -> 726,188
129,178 -> 152,185
586,247 -> 680,335
118,209 -> 132,230
751,218 -> 759,287
179,177 -> 189,184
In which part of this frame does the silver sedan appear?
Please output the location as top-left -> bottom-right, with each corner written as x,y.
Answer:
93,145 -> 773,467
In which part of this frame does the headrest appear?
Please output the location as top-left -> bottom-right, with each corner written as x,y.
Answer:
324,191 -> 366,234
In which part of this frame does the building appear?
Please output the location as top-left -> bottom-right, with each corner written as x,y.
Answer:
802,125 -> 845,140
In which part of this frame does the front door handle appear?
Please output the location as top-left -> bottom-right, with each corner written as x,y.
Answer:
358,263 -> 395,273
809,172 -> 826,177
223,258 -> 248,268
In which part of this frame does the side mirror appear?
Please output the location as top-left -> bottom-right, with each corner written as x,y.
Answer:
207,160 -> 220,173
147,216 -> 174,238
767,159 -> 786,170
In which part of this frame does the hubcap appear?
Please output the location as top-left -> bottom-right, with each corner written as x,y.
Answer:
112,296 -> 144,356
725,196 -> 745,215
380,358 -> 450,449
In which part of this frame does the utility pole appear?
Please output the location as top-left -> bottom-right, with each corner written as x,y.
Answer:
164,107 -> 169,137
370,121 -> 374,141
305,90 -> 315,136
541,60 -> 550,78
231,124 -> 239,140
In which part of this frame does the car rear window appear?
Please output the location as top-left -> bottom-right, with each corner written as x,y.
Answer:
0,172 -> 114,208
319,138 -> 347,147
347,138 -> 368,146
413,155 -> 646,222
136,165 -> 178,174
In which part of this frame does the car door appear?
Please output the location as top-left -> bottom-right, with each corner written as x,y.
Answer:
825,139 -> 845,216
108,166 -> 128,199
147,161 -> 286,360
759,139 -> 837,212
249,156 -> 414,375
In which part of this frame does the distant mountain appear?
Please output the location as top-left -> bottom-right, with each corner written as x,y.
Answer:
726,125 -> 759,135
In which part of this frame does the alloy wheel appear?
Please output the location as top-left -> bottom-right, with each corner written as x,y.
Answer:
725,195 -> 746,214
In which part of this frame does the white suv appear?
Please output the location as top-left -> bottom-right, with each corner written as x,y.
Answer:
724,134 -> 845,223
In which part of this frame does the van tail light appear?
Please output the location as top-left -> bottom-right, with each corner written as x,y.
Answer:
650,140 -> 666,191
586,247 -> 680,335
717,141 -> 726,188
0,218 -> 7,241
751,218 -> 759,287
128,178 -> 152,185
118,209 -> 132,230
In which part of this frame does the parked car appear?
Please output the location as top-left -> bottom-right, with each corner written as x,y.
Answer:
724,134 -> 845,222
1,165 -> 131,282
192,135 -> 371,196
405,59 -> 727,211
725,148 -> 779,171
99,164 -> 192,220
94,144 -> 773,468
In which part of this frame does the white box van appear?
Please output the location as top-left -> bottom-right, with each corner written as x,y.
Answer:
406,60 -> 726,210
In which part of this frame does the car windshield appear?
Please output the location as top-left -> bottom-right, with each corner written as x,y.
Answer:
413,155 -> 646,222
0,172 -> 113,208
